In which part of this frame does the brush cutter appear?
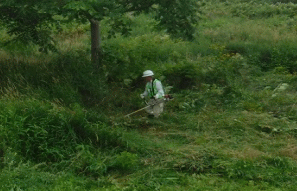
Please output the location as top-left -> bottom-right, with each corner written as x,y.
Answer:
124,94 -> 173,118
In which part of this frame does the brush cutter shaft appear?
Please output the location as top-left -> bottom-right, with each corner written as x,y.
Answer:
125,96 -> 173,118
125,99 -> 165,117
124,105 -> 152,118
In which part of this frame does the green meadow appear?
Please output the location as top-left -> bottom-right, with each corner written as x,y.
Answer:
1,0 -> 297,190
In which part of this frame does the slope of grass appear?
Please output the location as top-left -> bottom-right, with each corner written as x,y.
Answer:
1,0 -> 297,190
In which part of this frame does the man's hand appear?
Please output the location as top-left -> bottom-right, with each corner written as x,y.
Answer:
154,95 -> 158,99
140,94 -> 145,99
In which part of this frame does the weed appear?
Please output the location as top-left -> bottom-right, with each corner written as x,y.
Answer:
112,151 -> 139,172
2,1 -> 297,190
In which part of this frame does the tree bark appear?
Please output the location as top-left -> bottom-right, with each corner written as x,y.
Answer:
90,19 -> 101,68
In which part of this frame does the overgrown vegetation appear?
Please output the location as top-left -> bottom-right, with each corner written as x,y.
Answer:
1,0 -> 297,190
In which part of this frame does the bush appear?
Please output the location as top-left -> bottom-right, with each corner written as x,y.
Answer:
101,34 -> 190,83
0,99 -> 78,162
49,51 -> 107,106
162,62 -> 201,91
112,151 -> 139,172
225,41 -> 297,73
225,43 -> 248,55
0,98 -> 122,163
256,43 -> 297,73
0,51 -> 107,107
230,1 -> 297,19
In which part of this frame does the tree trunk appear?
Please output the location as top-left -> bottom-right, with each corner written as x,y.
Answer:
90,19 -> 101,68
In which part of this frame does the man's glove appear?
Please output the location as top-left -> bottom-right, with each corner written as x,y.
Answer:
140,94 -> 145,99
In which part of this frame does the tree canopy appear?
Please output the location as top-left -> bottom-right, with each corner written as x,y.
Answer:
0,0 -> 200,55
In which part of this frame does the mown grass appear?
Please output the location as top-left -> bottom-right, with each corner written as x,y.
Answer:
1,0 -> 297,190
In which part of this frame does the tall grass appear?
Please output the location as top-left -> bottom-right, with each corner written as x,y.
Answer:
2,0 -> 297,190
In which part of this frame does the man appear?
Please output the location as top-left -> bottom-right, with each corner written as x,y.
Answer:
140,70 -> 165,118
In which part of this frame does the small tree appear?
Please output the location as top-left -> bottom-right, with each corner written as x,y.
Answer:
0,0 -> 200,66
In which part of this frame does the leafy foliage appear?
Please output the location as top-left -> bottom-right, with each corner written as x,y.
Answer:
0,0 -> 200,52
2,0 -> 297,190
0,0 -> 60,52
154,0 -> 200,40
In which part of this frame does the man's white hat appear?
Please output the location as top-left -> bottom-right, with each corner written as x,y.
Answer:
142,70 -> 154,77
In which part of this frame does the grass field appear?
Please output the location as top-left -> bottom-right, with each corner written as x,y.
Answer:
1,0 -> 297,190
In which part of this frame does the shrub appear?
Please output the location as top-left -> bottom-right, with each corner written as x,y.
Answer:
162,62 -> 201,91
230,1 -> 297,19
49,51 -> 107,106
227,41 -> 297,73
225,43 -> 248,55
0,98 -> 121,163
0,51 -> 107,107
101,34 -> 190,83
112,151 -> 139,172
86,123 -> 124,149
0,99 -> 78,162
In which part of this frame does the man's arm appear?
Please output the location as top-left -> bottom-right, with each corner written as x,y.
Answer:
155,81 -> 165,98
